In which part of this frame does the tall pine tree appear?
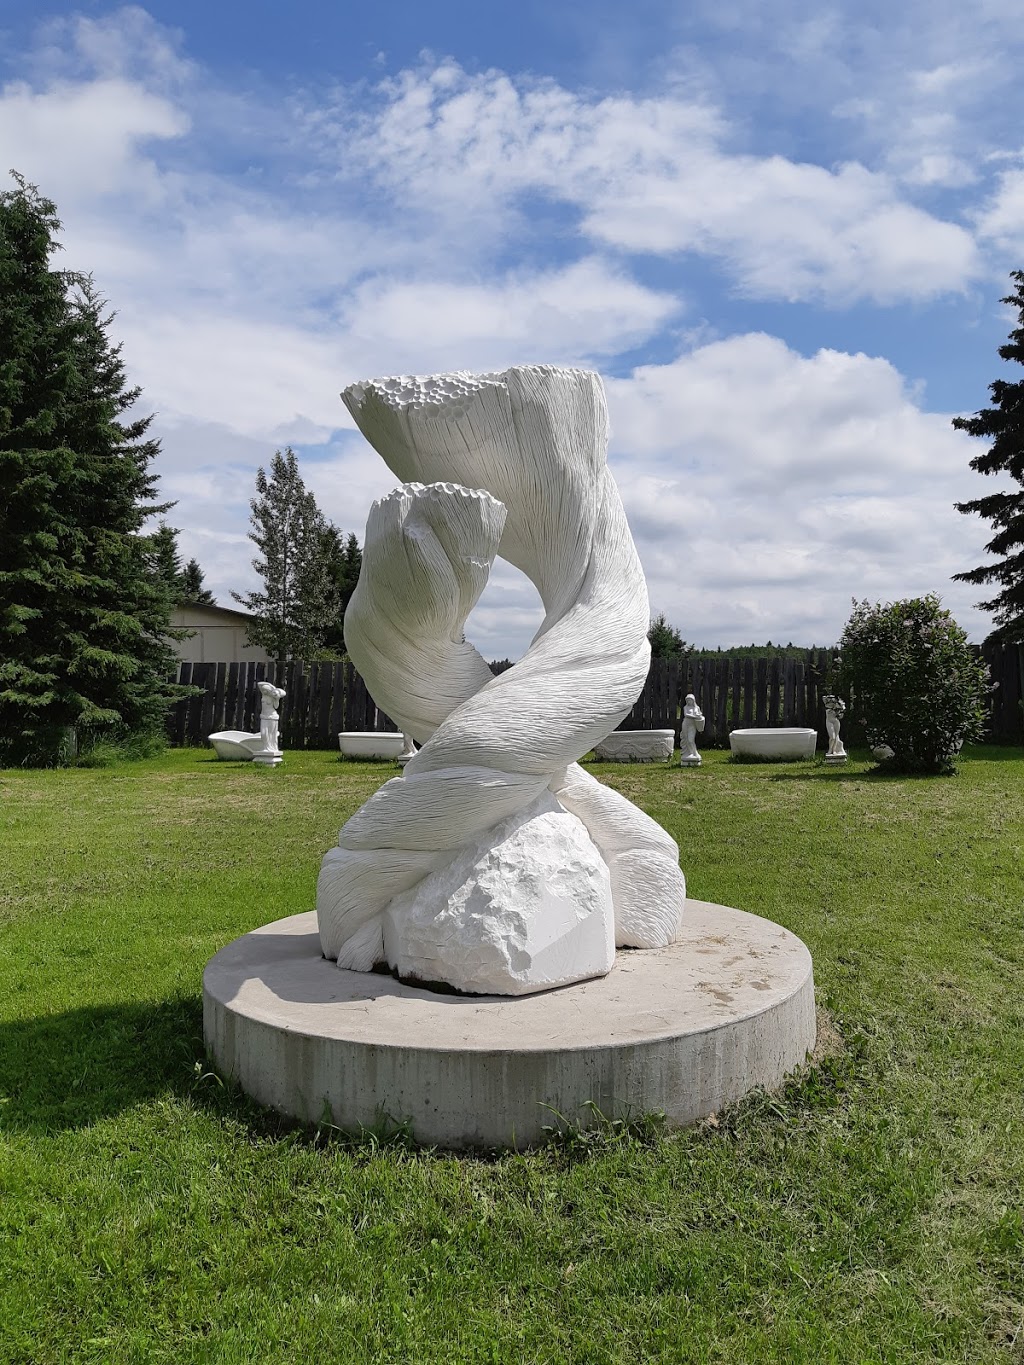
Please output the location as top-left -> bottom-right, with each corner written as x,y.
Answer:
647,613 -> 689,658
320,525 -> 362,656
147,522 -> 215,606
148,522 -> 184,598
232,448 -> 337,660
180,558 -> 215,606
0,175 -> 181,763
953,270 -> 1024,642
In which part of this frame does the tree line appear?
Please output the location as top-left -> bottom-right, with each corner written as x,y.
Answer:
3,171 -> 1024,765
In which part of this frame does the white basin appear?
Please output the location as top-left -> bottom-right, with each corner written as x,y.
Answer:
208,730 -> 265,761
729,728 -> 817,761
593,729 -> 675,762
338,731 -> 406,759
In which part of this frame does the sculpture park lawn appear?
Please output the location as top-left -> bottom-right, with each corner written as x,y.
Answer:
1,746 -> 1023,1364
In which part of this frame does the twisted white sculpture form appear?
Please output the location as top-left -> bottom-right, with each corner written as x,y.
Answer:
317,365 -> 686,995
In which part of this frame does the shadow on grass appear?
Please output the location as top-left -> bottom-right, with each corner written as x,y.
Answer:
769,767 -> 918,783
0,995 -> 420,1151
0,996 -> 206,1134
768,745 -> 1023,781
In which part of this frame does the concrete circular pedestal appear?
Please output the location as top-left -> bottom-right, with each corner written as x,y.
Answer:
203,901 -> 815,1149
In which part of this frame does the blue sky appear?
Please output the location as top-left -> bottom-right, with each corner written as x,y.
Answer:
3,1 -> 1024,653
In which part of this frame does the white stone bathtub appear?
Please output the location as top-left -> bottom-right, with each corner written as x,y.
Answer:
593,729 -> 675,762
729,728 -> 817,761
208,730 -> 265,761
338,731 -> 406,760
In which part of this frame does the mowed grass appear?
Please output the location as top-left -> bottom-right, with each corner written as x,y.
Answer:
1,745 -> 1023,1364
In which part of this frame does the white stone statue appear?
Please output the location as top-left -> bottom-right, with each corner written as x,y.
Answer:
679,693 -> 705,767
316,365 -> 687,996
398,732 -> 417,766
822,694 -> 847,764
254,681 -> 287,766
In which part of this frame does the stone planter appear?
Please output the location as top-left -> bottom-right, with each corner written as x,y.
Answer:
338,731 -> 406,760
729,727 -> 817,761
592,729 -> 675,762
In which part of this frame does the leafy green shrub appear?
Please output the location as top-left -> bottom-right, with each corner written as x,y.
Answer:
838,595 -> 989,774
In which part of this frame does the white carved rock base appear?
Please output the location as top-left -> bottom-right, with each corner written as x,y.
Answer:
379,793 -> 615,996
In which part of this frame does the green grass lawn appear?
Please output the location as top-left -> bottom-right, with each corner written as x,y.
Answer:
1,745 -> 1023,1364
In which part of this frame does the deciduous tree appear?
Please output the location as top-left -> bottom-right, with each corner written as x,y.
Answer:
838,595 -> 989,774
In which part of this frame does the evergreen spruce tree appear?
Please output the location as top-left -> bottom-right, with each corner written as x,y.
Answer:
146,523 -> 215,606
647,612 -> 689,658
953,270 -> 1024,641
320,525 -> 362,656
148,522 -> 184,598
232,448 -> 337,660
180,558 -> 215,606
0,175 -> 180,764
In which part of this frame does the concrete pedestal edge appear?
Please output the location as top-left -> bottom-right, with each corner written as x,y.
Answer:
203,903 -> 816,1149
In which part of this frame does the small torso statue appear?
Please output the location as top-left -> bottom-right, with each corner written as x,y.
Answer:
823,694 -> 847,760
679,692 -> 705,767
257,681 -> 287,755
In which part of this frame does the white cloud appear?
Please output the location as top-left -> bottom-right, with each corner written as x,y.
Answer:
338,61 -> 980,303
29,6 -> 194,87
974,165 -> 1024,254
340,258 -> 680,365
602,335 -> 1001,647
0,76 -> 186,202
658,0 -> 1016,195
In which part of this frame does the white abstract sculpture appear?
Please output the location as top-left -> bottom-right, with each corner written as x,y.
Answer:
317,366 -> 687,995
823,694 -> 847,764
679,693 -> 705,767
253,681 -> 287,767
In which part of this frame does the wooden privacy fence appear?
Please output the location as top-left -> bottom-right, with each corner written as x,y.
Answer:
618,643 -> 1024,747
170,644 -> 1024,749
981,639 -> 1024,744
167,660 -> 397,752
618,650 -> 838,747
